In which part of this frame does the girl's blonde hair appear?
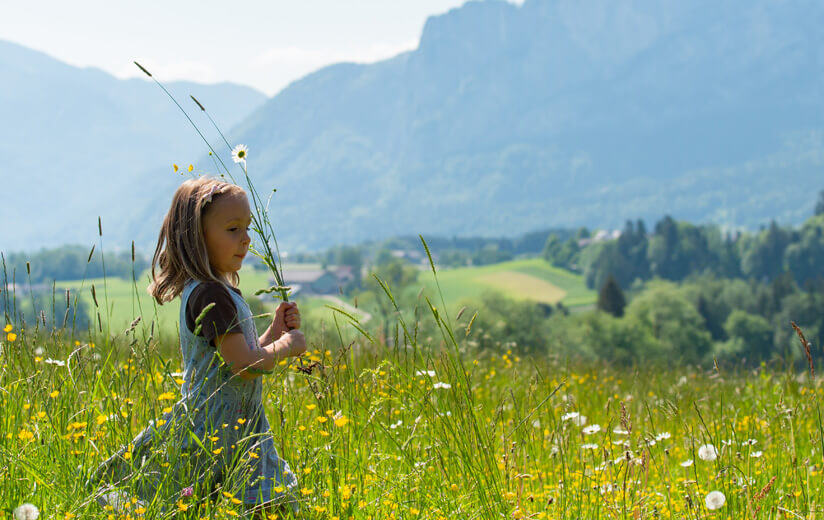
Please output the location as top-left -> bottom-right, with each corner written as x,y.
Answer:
148,177 -> 247,304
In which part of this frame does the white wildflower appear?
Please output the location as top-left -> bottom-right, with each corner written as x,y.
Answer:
44,358 -> 66,366
750,450 -> 763,458
582,424 -> 601,435
680,459 -> 694,467
34,347 -> 44,356
572,414 -> 587,427
742,439 -> 757,446
389,420 -> 402,430
433,382 -> 451,390
13,503 -> 39,520
613,427 -> 629,435
698,444 -> 718,461
561,412 -> 579,422
655,432 -> 671,441
416,370 -> 436,377
581,443 -> 599,450
704,490 -> 726,510
532,419 -> 541,429
231,144 -> 248,163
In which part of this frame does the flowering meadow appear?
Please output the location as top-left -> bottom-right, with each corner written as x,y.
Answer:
2,292 -> 823,520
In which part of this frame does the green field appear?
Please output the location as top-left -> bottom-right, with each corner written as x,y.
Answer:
2,314 -> 820,519
414,258 -> 596,313
58,266 -> 350,341
52,258 -> 592,343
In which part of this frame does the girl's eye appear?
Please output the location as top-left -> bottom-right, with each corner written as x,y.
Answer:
228,227 -> 237,232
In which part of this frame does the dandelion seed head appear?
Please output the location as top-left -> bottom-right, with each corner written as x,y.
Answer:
698,444 -> 718,461
13,503 -> 39,520
705,490 -> 726,510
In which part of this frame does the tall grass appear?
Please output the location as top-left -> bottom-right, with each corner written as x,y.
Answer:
2,235 -> 824,519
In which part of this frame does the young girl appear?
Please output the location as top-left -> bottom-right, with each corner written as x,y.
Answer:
92,177 -> 305,516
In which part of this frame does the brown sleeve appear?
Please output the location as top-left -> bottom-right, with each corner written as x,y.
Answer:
185,282 -> 243,346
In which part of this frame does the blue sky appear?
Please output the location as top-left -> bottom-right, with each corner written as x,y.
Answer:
0,0 -> 522,96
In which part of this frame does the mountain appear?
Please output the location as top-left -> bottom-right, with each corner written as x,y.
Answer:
129,0 -> 824,253
8,0 -> 824,255
0,39 -> 267,251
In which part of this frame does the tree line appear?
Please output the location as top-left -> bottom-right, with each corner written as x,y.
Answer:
2,244 -> 149,284
544,191 -> 824,292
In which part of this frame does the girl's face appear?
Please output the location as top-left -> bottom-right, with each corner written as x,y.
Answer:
202,191 -> 252,280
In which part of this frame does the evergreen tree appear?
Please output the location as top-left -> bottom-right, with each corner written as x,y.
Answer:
816,189 -> 824,216
597,275 -> 626,317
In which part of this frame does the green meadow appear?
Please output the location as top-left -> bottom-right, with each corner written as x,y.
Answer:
55,258 -> 593,342
417,258 -> 596,312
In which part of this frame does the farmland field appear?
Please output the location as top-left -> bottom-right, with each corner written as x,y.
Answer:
416,258 -> 596,312
55,265 -> 354,340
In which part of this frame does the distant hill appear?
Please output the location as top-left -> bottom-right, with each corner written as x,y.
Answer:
7,0 -> 824,254
0,39 -> 267,251
129,0 -> 823,252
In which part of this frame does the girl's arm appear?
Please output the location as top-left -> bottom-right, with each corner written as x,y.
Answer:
216,329 -> 306,380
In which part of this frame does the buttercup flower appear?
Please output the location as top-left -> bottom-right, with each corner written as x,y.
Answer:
231,144 -> 248,163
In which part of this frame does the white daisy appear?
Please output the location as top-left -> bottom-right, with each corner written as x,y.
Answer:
415,370 -> 436,377
44,358 -> 66,366
561,412 -> 580,422
432,382 -> 451,390
742,439 -> 757,446
680,459 -> 694,467
572,414 -> 587,427
655,432 -> 671,441
750,450 -> 763,458
704,490 -> 726,510
698,444 -> 718,461
583,424 -> 601,435
613,427 -> 629,435
581,443 -> 599,450
231,144 -> 248,163
13,503 -> 39,520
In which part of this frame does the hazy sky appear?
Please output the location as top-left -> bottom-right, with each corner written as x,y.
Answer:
0,0 -> 520,96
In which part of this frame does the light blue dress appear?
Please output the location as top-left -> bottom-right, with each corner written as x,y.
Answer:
93,279 -> 299,512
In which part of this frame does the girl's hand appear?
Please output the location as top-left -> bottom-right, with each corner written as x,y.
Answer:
273,302 -> 301,336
